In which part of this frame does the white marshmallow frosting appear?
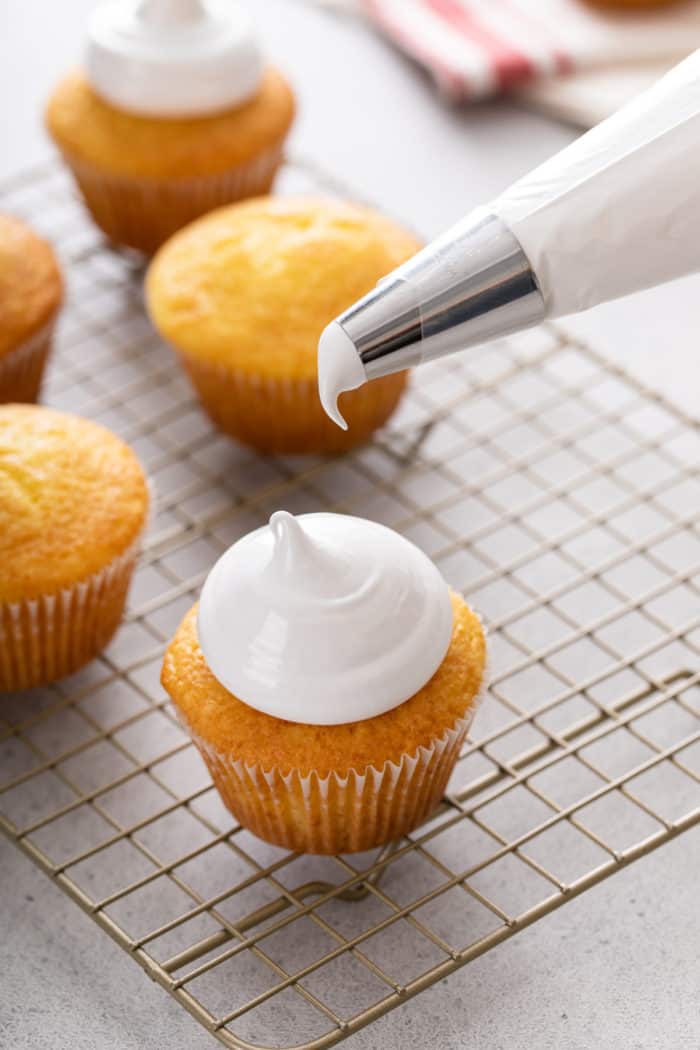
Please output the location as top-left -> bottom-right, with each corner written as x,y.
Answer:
197,511 -> 454,726
86,0 -> 263,118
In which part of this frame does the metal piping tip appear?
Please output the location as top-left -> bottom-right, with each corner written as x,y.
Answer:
317,211 -> 547,429
317,321 -> 367,430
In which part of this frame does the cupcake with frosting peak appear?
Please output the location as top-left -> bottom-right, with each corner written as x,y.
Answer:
45,0 -> 295,253
162,511 -> 486,853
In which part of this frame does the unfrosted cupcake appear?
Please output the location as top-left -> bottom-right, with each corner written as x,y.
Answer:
162,511 -> 486,853
0,215 -> 62,403
146,197 -> 420,454
45,1 -> 295,254
0,405 -> 149,690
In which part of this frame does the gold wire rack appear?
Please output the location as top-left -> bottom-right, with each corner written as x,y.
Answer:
1,158 -> 700,1050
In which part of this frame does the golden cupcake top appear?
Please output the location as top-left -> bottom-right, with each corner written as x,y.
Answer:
146,196 -> 422,380
0,214 -> 63,359
0,405 -> 149,603
162,592 -> 486,777
45,67 -> 295,179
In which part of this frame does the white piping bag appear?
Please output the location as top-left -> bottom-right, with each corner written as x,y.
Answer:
319,50 -> 700,428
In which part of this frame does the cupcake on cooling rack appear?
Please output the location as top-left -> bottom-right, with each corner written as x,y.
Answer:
45,0 -> 295,254
0,214 -> 62,403
0,405 -> 149,691
146,196 -> 420,454
162,511 -> 487,853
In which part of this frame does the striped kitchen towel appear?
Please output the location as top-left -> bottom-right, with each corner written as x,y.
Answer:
361,0 -> 700,101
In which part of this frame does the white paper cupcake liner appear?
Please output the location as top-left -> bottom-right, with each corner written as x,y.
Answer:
61,143 -> 286,254
185,706 -> 476,854
177,352 -> 409,455
0,536 -> 142,691
0,318 -> 56,404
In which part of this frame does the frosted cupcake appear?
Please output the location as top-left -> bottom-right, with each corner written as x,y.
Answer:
162,511 -> 486,853
0,215 -> 62,403
0,405 -> 149,690
146,197 -> 420,454
45,0 -> 295,254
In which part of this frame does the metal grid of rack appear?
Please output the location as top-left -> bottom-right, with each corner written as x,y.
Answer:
1,159 -> 699,1050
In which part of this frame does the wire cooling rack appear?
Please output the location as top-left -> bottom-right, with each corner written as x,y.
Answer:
1,158 -> 699,1050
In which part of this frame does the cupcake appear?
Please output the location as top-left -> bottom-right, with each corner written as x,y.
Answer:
582,0 -> 680,7
0,215 -> 62,404
146,197 -> 420,454
0,405 -> 149,690
162,511 -> 486,854
45,1 -> 295,254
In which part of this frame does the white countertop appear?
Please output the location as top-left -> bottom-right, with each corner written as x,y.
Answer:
1,2 -> 699,1048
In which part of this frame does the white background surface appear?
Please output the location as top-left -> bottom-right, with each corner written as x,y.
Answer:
1,2 -> 698,1048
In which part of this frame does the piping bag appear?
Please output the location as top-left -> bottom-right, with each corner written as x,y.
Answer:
318,49 -> 700,429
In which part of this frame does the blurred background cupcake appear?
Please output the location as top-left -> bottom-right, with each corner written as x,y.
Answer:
45,0 -> 295,254
0,214 -> 62,403
581,1 -> 682,7
162,512 -> 487,853
0,405 -> 149,690
146,195 -> 421,454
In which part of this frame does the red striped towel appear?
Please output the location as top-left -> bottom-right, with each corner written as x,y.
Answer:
361,0 -> 700,101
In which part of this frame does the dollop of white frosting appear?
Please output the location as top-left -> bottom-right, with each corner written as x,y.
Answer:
197,511 -> 454,725
86,0 -> 263,118
317,321 -> 367,431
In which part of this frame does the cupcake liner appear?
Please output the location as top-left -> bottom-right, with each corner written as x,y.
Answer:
185,707 -> 475,854
177,353 -> 409,454
59,143 -> 286,254
0,537 -> 141,692
0,319 -> 56,404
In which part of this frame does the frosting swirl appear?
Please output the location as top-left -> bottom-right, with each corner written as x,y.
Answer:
197,512 -> 454,725
86,0 -> 263,118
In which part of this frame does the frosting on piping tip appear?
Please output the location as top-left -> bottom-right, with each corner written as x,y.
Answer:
197,511 -> 454,725
86,0 -> 263,118
317,321 -> 367,431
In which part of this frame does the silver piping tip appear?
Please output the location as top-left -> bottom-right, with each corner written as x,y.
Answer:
317,321 -> 366,430
317,210 -> 546,429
